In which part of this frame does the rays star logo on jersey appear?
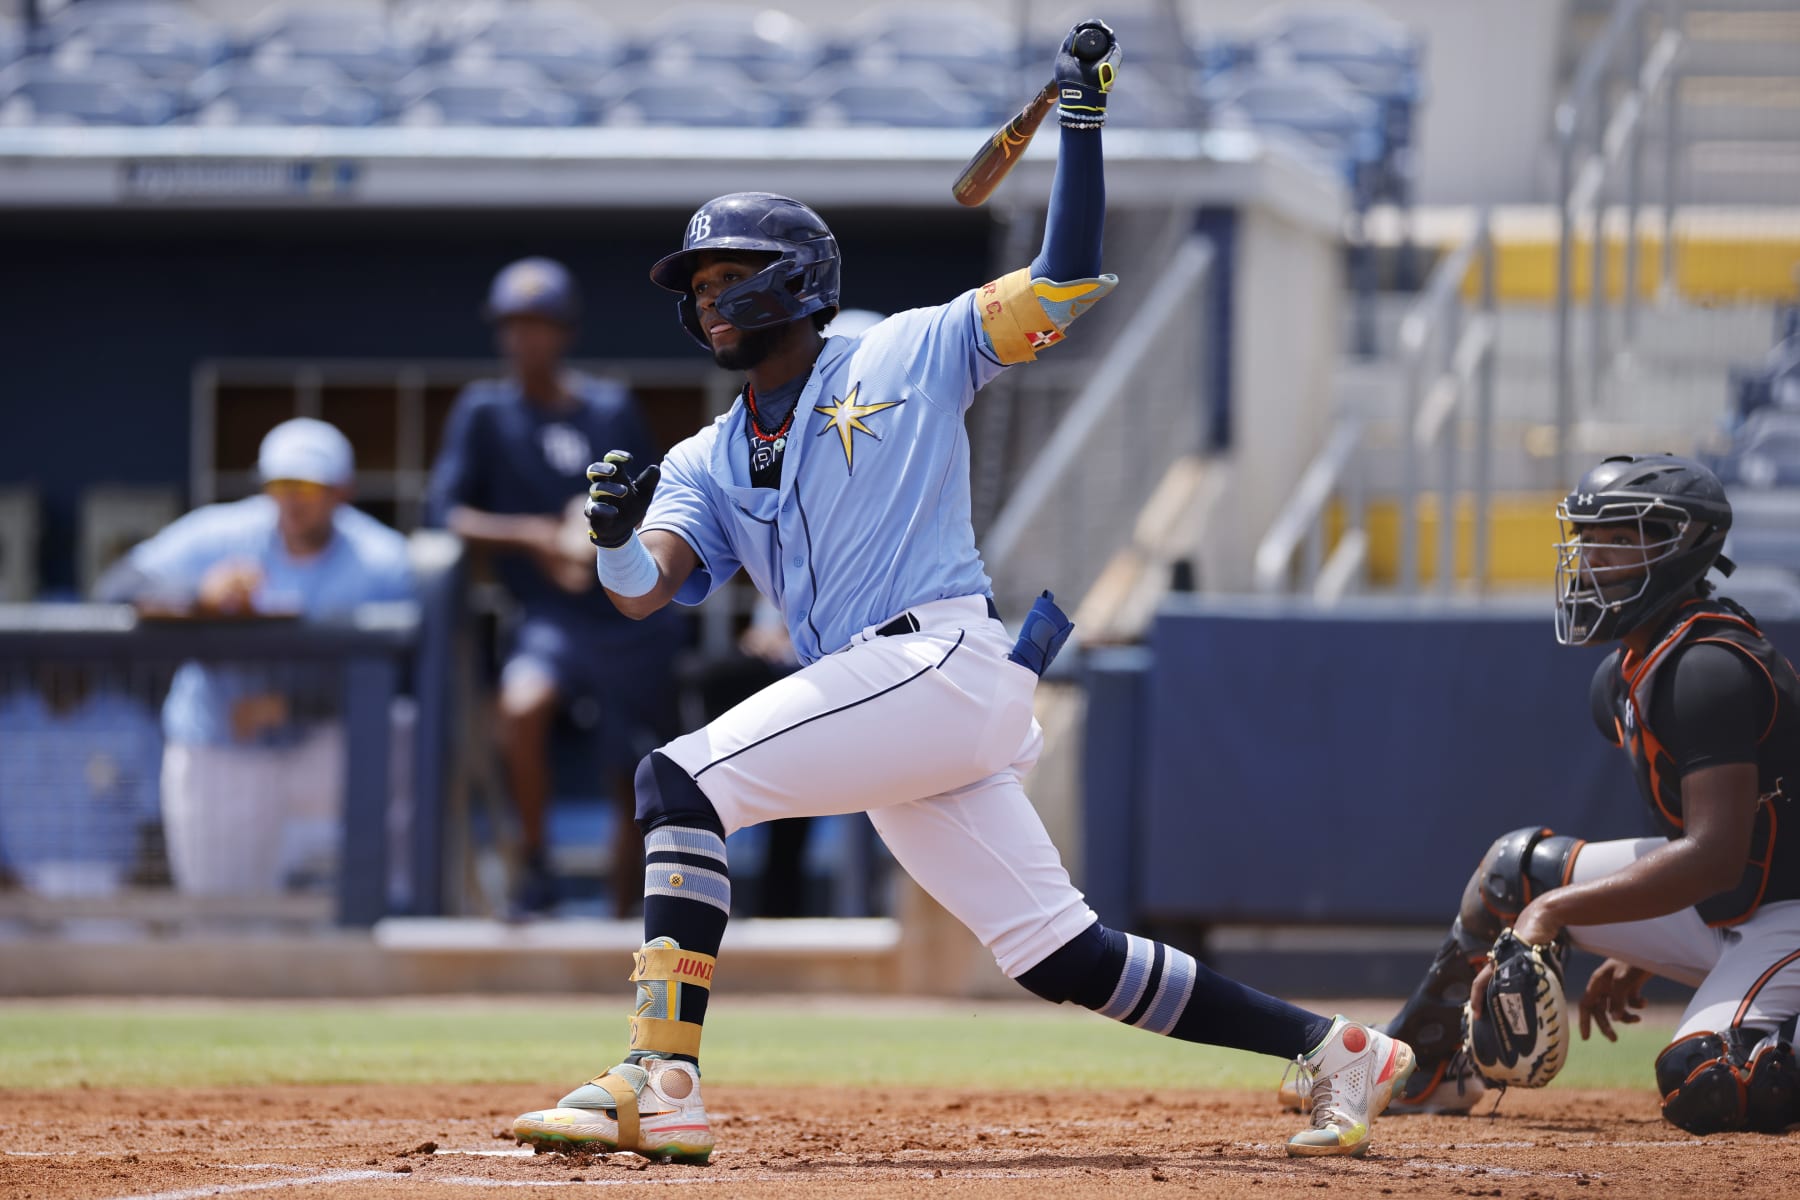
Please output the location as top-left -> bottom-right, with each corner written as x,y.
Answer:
814,383 -> 901,472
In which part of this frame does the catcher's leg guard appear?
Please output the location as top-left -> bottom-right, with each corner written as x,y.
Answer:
1656,1027 -> 1800,1135
1387,828 -> 1581,1075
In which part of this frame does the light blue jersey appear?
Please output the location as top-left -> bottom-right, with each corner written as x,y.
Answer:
642,290 -> 1006,664
126,496 -> 414,745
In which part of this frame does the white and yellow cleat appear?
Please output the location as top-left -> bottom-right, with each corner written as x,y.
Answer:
512,1057 -> 714,1164
1285,1016 -> 1415,1158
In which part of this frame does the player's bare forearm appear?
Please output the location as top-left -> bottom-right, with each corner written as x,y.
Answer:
602,529 -> 697,619
1525,763 -> 1759,935
445,505 -> 560,554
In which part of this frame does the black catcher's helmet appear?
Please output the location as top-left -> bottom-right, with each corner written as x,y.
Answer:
650,192 -> 840,349
1554,454 -> 1736,646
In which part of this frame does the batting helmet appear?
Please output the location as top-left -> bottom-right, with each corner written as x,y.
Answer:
649,192 -> 840,349
1554,454 -> 1735,646
485,257 -> 580,325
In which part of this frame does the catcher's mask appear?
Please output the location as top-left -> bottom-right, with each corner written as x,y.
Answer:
1554,454 -> 1735,647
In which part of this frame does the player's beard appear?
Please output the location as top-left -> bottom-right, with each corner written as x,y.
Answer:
711,323 -> 782,371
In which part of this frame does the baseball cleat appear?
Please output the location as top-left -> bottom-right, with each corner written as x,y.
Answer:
512,1057 -> 714,1164
1388,1048 -> 1488,1115
1285,1015 -> 1415,1157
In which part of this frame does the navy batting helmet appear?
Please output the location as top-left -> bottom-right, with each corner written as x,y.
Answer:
650,193 -> 840,349
1554,454 -> 1736,646
485,257 -> 579,325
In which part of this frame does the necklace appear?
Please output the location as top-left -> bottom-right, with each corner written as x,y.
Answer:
744,385 -> 794,444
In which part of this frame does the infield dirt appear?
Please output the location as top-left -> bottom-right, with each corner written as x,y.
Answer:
2,1083 -> 1790,1199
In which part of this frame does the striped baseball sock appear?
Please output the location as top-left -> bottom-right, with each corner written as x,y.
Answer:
1019,925 -> 1332,1059
631,824 -> 730,1066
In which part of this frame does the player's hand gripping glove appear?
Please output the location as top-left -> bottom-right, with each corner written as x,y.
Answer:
1056,19 -> 1121,130
585,451 -> 661,548
1463,928 -> 1571,1089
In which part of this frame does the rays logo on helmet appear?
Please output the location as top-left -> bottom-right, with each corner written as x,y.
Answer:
688,212 -> 713,243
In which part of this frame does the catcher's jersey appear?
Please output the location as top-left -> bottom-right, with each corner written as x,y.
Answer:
642,291 -> 1007,664
1591,598 -> 1800,925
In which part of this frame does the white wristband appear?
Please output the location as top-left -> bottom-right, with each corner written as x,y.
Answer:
596,533 -> 660,598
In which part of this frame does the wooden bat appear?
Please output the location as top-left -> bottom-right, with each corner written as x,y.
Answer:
951,27 -> 1110,208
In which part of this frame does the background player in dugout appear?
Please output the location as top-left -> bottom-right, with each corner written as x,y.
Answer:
510,20 -> 1417,1166
428,259 -> 684,918
1369,454 -> 1800,1135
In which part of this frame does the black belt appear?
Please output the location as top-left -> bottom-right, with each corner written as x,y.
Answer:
875,596 -> 1000,638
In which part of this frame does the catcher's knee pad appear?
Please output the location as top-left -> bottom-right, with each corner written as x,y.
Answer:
1014,921 -> 1128,1008
634,751 -> 723,837
1461,826 -> 1583,943
1656,1029 -> 1800,1135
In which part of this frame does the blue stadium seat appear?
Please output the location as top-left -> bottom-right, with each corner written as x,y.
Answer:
601,63 -> 785,128
641,4 -> 827,87
45,0 -> 229,85
247,5 -> 428,87
189,58 -> 382,127
840,3 -> 1021,103
795,62 -> 996,128
454,5 -> 631,89
0,57 -> 180,126
393,59 -> 584,127
1201,64 -> 1383,201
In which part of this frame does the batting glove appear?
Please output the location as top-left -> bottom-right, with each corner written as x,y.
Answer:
1056,19 -> 1120,131
585,451 -> 661,549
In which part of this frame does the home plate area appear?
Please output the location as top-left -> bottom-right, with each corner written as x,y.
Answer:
1,1084 -> 1791,1199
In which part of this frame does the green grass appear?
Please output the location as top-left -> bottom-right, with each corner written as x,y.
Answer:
0,999 -> 1670,1092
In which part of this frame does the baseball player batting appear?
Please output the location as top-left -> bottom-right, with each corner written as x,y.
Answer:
511,19 -> 1413,1163
1333,455 -> 1800,1133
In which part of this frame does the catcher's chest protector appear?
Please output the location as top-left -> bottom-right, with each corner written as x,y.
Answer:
1604,601 -> 1800,925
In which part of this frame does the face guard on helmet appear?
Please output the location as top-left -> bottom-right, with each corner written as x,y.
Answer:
1553,454 -> 1735,646
649,192 -> 840,350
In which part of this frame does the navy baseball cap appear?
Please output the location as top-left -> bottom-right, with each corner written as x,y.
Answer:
485,257 -> 580,325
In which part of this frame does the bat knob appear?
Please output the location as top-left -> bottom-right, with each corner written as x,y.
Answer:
1073,27 -> 1110,62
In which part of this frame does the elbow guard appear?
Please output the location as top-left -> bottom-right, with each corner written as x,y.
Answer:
978,268 -> 1118,365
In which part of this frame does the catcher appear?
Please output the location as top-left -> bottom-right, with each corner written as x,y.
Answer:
1305,455 -> 1800,1134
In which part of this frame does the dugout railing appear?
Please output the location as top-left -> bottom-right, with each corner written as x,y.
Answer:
0,531 -> 467,929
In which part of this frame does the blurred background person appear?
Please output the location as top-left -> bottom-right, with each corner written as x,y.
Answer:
428,256 -> 683,919
96,418 -> 414,896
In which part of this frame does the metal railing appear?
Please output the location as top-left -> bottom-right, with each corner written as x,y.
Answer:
982,236 -> 1216,619
1255,213 -> 1497,601
1253,418 -> 1367,602
1401,212 -> 1499,595
1554,0 -> 1684,485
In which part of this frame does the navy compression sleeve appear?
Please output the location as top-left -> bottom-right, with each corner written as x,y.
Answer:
1029,124 -> 1105,281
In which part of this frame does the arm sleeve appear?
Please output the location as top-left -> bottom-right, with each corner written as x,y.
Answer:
1030,123 -> 1105,281
1650,641 -> 1774,773
638,429 -> 740,606
425,388 -> 486,525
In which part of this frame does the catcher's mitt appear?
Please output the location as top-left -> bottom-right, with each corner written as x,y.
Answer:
1463,928 -> 1570,1089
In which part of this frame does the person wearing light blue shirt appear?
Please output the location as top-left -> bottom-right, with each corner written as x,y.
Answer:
101,418 -> 413,896
511,22 -> 1415,1168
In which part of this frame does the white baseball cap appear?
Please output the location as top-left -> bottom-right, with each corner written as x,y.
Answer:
258,418 -> 354,488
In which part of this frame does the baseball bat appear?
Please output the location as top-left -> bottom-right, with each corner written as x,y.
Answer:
951,26 -> 1109,208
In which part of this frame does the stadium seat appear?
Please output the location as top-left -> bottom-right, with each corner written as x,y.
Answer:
839,2 -> 1022,105
1201,64 -> 1383,200
601,63 -> 785,128
1724,485 -> 1800,571
0,57 -> 179,126
44,0 -> 229,85
247,5 -> 428,87
189,58 -> 382,127
452,4 -> 631,90
796,62 -> 997,129
393,59 -> 584,128
641,5 -> 827,87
